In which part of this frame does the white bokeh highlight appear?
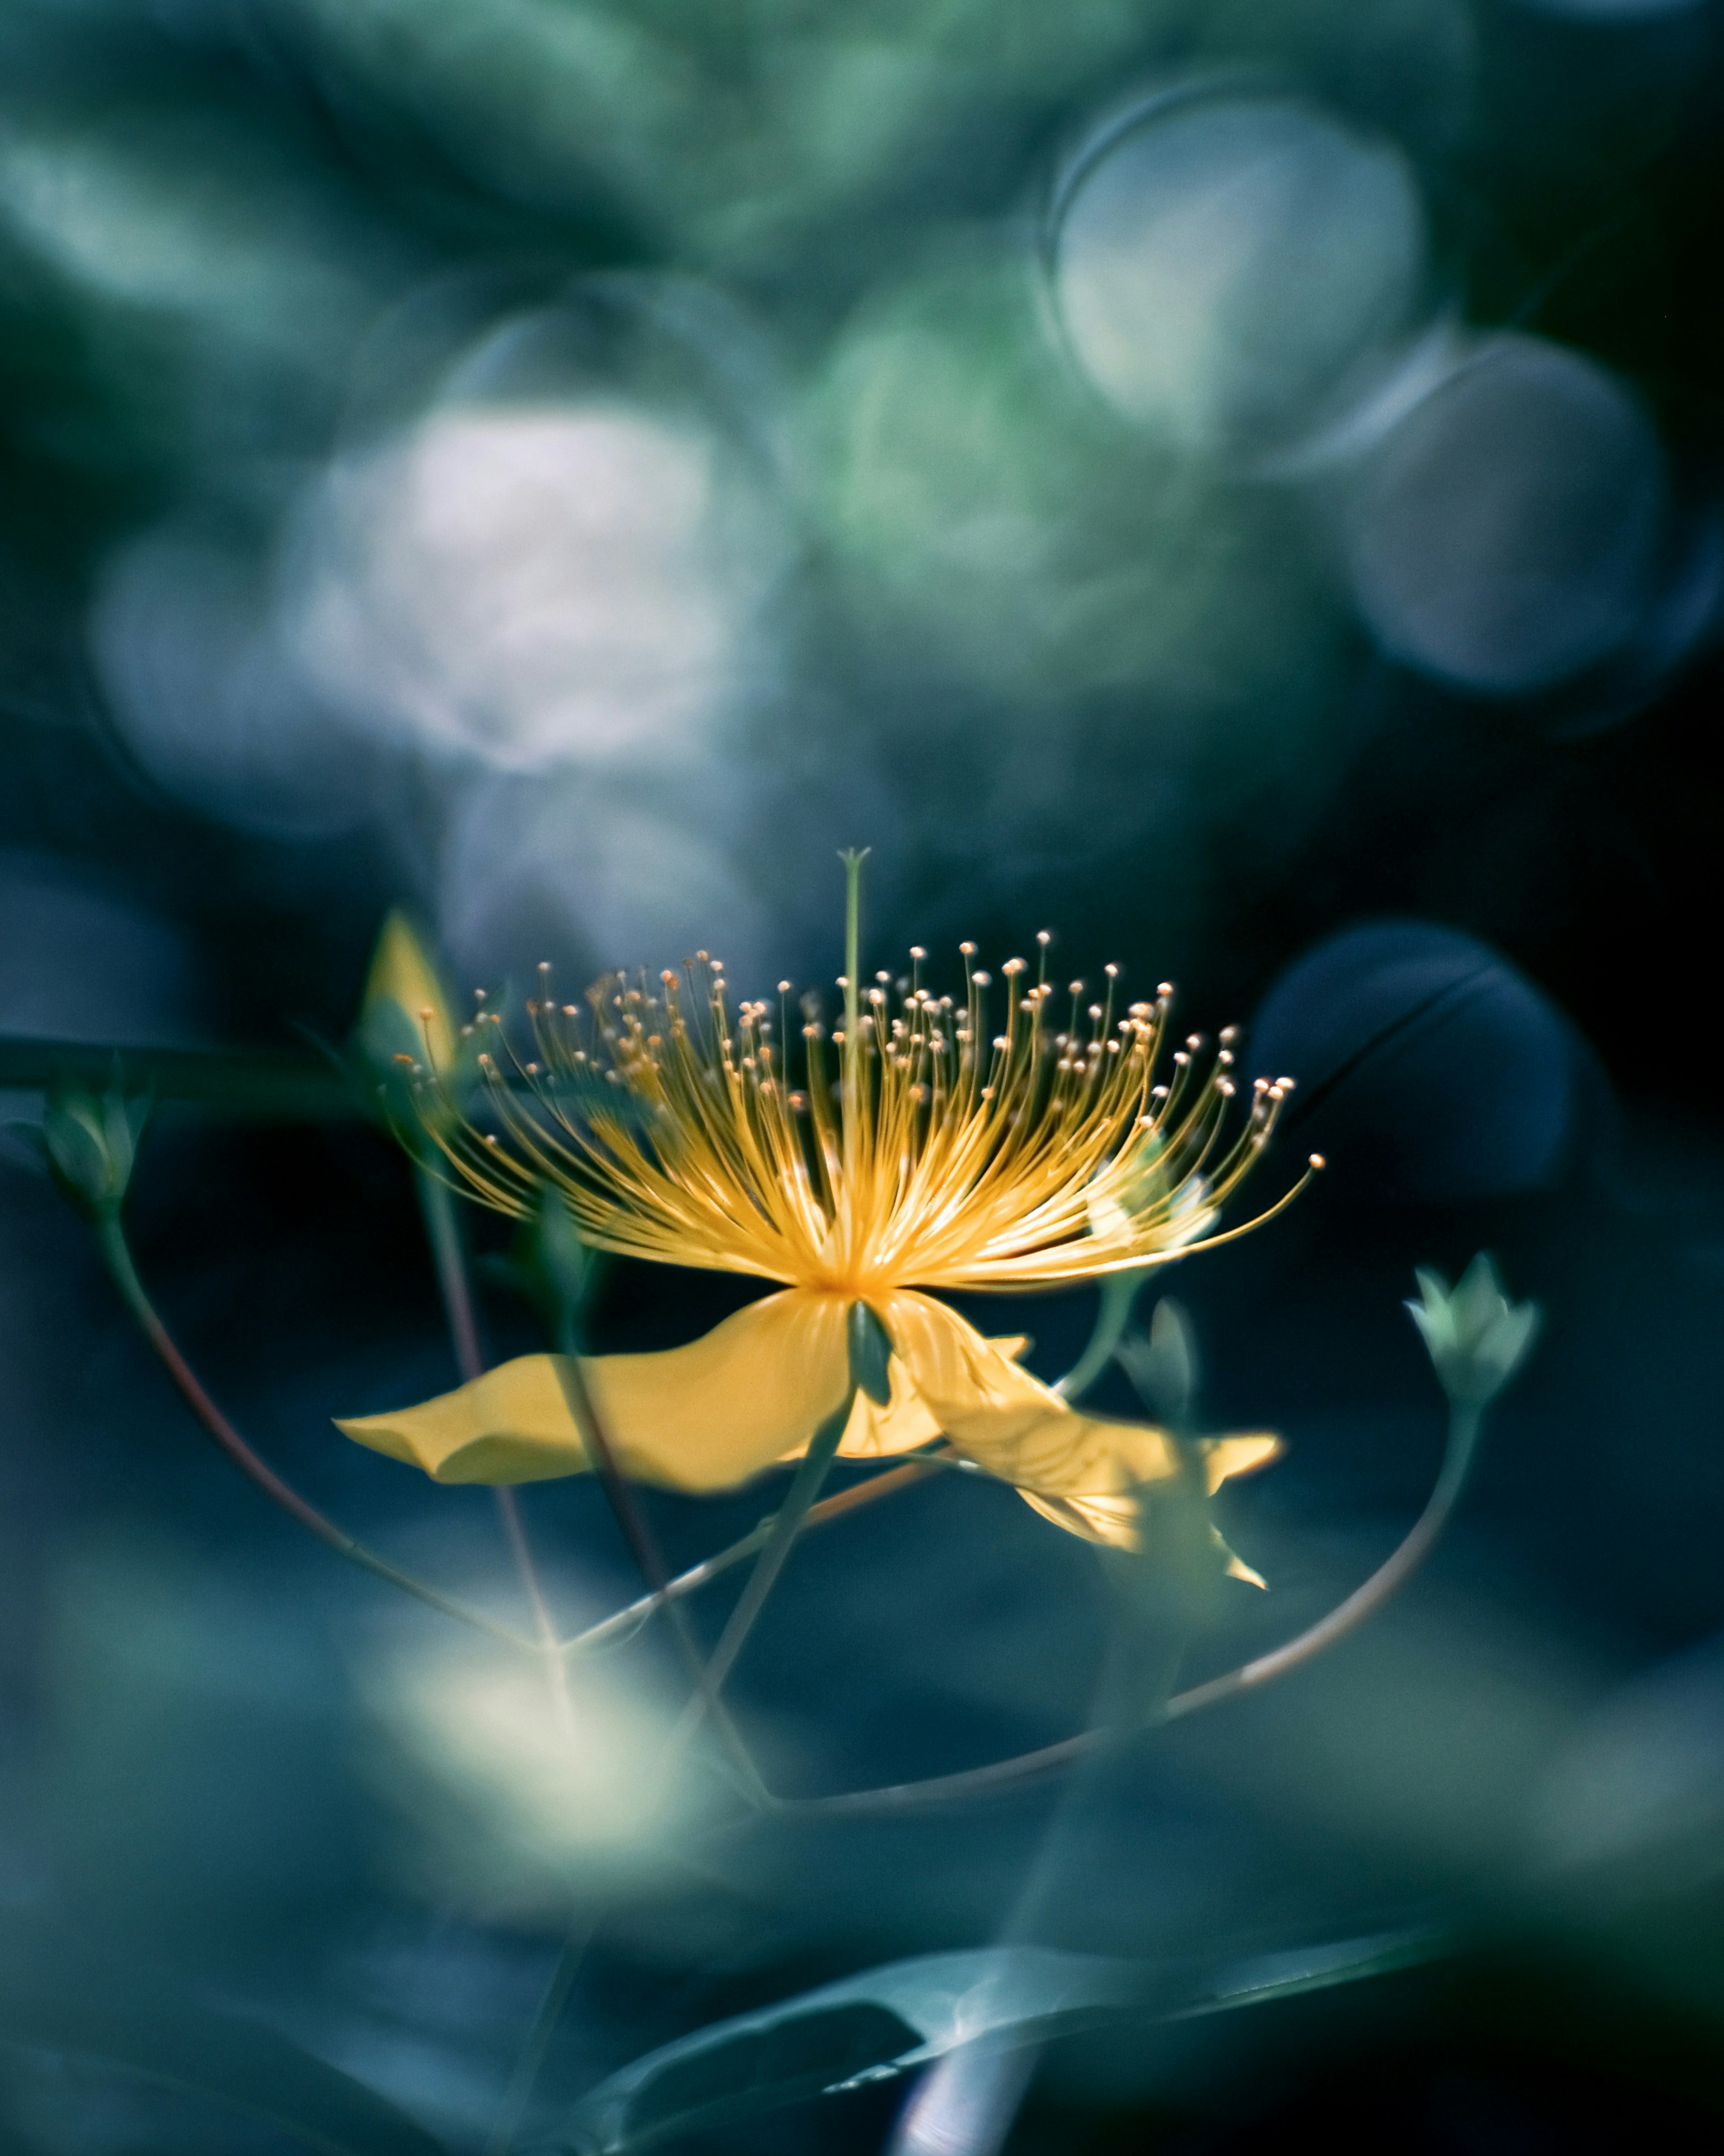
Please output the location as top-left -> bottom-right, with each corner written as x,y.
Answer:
284,402 -> 785,773
1052,93 -> 1427,458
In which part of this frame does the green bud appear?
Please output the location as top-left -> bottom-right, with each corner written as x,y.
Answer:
359,911 -> 455,1075
1406,1252 -> 1541,1409
40,1078 -> 149,1220
514,1187 -> 603,1348
1117,1296 -> 1200,1429
847,1300 -> 894,1406
352,911 -> 479,1143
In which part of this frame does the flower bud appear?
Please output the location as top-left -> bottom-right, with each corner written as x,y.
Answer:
512,1187 -> 603,1347
357,910 -> 456,1081
1117,1296 -> 1199,1429
39,1078 -> 149,1221
1405,1252 -> 1540,1408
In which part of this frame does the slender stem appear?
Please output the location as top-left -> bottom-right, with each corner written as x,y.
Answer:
484,1907 -> 604,2156
1163,1402 -> 1481,1719
558,1457 -> 946,1656
94,1215 -> 531,1650
415,1167 -> 485,1384
415,1166 -> 570,1721
667,1394 -> 854,1751
772,1400 -> 1485,1818
839,847 -> 868,1162
480,1404 -> 868,2149
550,1351 -> 773,1805
1052,1267 -> 1151,1402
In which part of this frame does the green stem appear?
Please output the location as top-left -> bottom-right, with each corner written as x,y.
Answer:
1053,1267 -> 1152,1402
414,1166 -> 485,1384
773,1398 -> 1487,1819
484,1907 -> 604,2156
94,1214 -> 530,1650
839,847 -> 869,1151
659,1392 -> 855,1769
1,1037 -> 356,1118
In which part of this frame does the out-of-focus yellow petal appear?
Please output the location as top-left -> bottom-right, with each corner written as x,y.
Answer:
1200,1433 -> 1283,1491
339,1289 -> 851,1490
363,909 -> 455,1072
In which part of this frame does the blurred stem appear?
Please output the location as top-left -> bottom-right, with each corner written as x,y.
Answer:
559,1455 -> 947,1656
665,1392 -> 855,1761
1052,1267 -> 1151,1402
1164,1401 -> 1482,1719
484,1907 -> 604,2156
415,1167 -> 570,1725
549,1346 -> 773,1806
414,1166 -> 485,1384
777,1399 -> 1487,1819
0,1037 -> 356,1117
93,1214 -> 530,1649
840,847 -> 867,1169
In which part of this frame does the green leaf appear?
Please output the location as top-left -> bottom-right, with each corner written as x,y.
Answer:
0,1916 -> 444,2156
559,1928 -> 1443,2154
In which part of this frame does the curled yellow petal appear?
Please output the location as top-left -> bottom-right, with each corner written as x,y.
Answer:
880,1290 -> 1280,1570
880,1290 -> 1170,1495
339,1289 -> 852,1490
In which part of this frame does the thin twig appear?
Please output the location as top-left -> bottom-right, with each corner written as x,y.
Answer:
557,1457 -> 946,1656
94,1217 -> 532,1650
659,1394 -> 854,1772
484,1907 -> 604,2156
415,1167 -> 486,1384
771,1401 -> 1484,1819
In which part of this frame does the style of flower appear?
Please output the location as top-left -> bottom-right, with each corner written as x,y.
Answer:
338,872 -> 1316,1562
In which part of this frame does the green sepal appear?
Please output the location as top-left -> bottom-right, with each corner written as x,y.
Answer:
847,1300 -> 894,1406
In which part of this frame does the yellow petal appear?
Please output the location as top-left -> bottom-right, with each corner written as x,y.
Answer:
339,1354 -> 585,1485
585,1290 -> 850,1490
880,1291 -> 1280,1570
814,1331 -> 1033,1462
881,1290 -> 1179,1498
338,1289 -> 851,1490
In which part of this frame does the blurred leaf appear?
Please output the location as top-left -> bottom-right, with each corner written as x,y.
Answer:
559,1927 -> 1442,2153
0,1037 -> 358,1119
0,1914 -> 444,2156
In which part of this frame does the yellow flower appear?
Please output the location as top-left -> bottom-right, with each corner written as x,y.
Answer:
338,864 -> 1312,1561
